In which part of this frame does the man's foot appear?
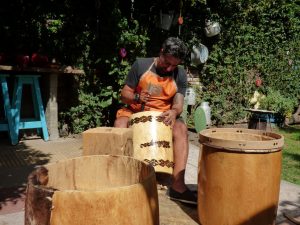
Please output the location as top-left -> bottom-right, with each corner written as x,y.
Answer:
166,187 -> 197,205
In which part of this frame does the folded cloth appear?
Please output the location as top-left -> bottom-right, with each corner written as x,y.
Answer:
166,187 -> 197,205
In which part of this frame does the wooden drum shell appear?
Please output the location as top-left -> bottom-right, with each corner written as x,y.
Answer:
198,128 -> 284,225
129,111 -> 174,174
25,155 -> 159,225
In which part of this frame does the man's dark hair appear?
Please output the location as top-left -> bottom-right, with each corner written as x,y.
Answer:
161,37 -> 188,61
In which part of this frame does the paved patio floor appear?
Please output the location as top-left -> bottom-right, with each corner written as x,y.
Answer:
0,131 -> 299,224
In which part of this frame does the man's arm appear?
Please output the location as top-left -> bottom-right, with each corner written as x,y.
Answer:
120,85 -> 136,105
120,84 -> 150,105
160,92 -> 184,126
171,93 -> 184,116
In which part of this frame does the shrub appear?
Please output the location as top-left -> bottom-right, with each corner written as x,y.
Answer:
259,88 -> 298,119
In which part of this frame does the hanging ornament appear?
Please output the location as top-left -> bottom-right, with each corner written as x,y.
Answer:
131,0 -> 135,19
178,0 -> 183,36
178,16 -> 183,25
119,48 -> 127,58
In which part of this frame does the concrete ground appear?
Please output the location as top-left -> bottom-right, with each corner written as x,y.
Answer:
0,131 -> 299,225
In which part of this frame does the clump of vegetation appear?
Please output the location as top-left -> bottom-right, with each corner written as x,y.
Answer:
277,125 -> 300,185
259,88 -> 298,119
1,0 -> 299,131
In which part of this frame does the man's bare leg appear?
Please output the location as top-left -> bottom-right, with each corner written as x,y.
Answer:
171,119 -> 189,192
114,117 -> 129,128
116,116 -> 189,190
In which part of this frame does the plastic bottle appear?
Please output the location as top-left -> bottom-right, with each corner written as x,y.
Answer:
200,102 -> 211,127
185,87 -> 196,105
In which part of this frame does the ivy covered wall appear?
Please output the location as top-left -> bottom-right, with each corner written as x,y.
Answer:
0,0 -> 299,132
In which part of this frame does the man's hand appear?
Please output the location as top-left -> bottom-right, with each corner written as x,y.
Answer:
120,85 -> 151,104
160,109 -> 177,127
139,90 -> 151,103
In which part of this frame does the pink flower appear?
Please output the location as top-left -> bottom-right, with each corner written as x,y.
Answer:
119,48 -> 127,58
255,78 -> 262,87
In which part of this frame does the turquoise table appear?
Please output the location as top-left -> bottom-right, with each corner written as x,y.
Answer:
1,74 -> 49,144
12,75 -> 49,142
0,65 -> 84,142
246,108 -> 276,131
0,74 -> 18,144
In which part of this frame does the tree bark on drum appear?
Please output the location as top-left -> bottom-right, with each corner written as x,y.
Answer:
25,167 -> 55,225
25,156 -> 159,225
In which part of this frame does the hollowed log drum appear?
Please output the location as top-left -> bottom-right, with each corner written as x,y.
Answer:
198,128 -> 284,225
25,155 -> 159,225
129,111 -> 174,174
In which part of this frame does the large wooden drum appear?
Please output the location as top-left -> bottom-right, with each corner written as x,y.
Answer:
198,128 -> 284,225
129,111 -> 174,174
25,155 -> 159,225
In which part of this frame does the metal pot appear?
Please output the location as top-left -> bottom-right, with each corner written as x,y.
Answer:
204,20 -> 221,37
190,44 -> 209,66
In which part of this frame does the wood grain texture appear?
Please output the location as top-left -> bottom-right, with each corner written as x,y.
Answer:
199,128 -> 284,152
82,127 -> 133,157
25,155 -> 159,225
198,128 -> 283,225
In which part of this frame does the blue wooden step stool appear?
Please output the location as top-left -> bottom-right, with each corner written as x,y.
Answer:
11,75 -> 49,142
0,74 -> 19,144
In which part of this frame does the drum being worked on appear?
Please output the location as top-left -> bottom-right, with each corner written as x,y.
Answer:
129,111 -> 174,174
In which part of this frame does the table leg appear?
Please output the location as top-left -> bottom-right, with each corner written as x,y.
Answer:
0,75 -> 18,145
45,73 -> 59,140
268,114 -> 272,131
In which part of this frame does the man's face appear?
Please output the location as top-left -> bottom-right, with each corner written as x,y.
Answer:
157,54 -> 181,74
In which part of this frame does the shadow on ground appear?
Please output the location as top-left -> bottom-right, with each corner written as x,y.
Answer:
279,125 -> 300,134
277,192 -> 300,224
0,137 -> 51,211
176,184 -> 198,223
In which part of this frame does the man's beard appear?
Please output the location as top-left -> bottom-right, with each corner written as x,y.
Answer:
156,66 -> 173,76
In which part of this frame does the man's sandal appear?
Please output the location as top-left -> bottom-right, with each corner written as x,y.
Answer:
166,187 -> 197,205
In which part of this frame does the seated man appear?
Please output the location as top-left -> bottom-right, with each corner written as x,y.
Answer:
114,37 -> 197,205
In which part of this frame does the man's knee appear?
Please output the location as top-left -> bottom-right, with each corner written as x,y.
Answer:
114,117 -> 129,128
173,120 -> 188,138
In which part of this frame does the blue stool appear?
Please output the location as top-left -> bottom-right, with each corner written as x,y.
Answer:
11,75 -> 49,142
0,74 -> 18,144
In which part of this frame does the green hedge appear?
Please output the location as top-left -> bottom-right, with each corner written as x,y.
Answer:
1,0 -> 299,132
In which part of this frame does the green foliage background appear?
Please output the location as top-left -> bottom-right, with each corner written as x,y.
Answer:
191,0 -> 300,125
0,0 -> 299,132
